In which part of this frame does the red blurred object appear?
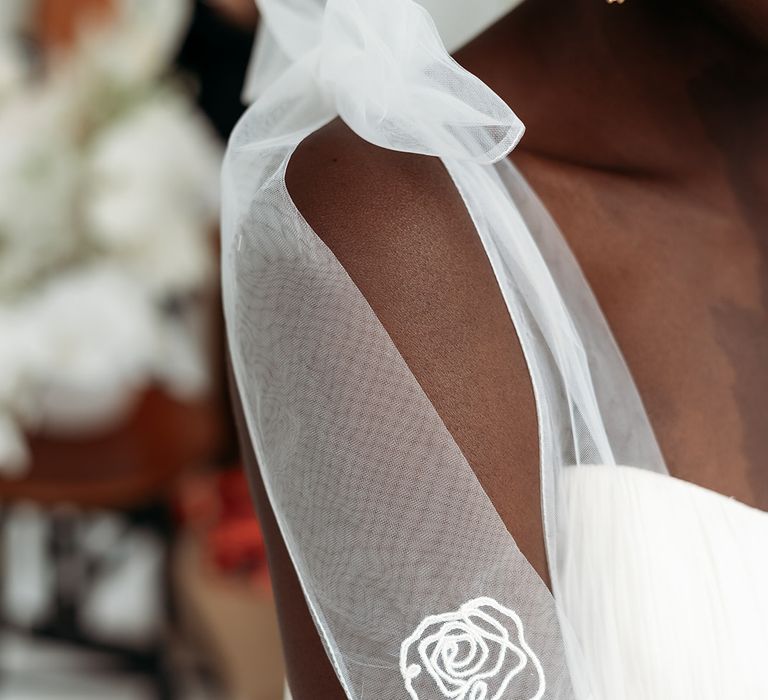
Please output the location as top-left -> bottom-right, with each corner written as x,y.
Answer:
217,468 -> 258,519
208,517 -> 265,573
37,0 -> 115,49
175,466 -> 269,588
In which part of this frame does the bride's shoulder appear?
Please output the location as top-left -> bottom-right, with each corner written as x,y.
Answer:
285,118 -> 548,584
285,117 -> 467,259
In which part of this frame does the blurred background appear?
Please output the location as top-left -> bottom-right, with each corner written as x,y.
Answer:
0,1 -> 280,698
0,0 -> 518,698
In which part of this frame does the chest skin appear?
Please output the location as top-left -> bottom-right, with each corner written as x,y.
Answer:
453,0 -> 768,512
509,128 -> 768,512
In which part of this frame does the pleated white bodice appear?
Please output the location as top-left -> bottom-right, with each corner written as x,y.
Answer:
559,465 -> 768,700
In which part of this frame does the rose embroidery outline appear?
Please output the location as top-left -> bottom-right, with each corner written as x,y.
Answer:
399,596 -> 546,700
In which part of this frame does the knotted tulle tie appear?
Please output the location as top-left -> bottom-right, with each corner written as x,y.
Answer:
252,0 -> 524,163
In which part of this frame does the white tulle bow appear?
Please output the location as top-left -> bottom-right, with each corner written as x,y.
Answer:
249,0 -> 524,163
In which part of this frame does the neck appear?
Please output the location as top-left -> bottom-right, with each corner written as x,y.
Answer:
456,0 -> 768,187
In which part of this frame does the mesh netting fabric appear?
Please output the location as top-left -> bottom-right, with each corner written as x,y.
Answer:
222,1 -> 665,698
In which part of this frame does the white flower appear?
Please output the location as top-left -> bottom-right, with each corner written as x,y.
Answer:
0,85 -> 83,295
400,597 -> 546,700
0,262 -> 212,473
83,93 -> 221,293
0,0 -> 216,474
70,0 -> 191,89
3,266 -> 158,437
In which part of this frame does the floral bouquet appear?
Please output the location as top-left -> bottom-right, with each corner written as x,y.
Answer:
0,0 -> 222,473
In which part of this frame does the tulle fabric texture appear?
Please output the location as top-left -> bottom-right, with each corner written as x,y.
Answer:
222,0 -> 665,698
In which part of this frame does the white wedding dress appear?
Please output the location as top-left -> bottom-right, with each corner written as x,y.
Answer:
280,463 -> 768,700
560,466 -> 768,699
222,1 -> 768,698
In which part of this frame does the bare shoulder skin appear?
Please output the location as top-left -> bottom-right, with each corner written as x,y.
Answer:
236,1 -> 768,697
284,121 -> 543,564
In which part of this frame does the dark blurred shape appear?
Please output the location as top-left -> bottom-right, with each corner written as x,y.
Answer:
176,1 -> 257,139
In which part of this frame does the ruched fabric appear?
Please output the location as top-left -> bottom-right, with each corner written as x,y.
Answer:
560,465 -> 768,700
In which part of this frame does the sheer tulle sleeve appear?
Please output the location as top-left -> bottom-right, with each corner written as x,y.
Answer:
221,1 -> 664,698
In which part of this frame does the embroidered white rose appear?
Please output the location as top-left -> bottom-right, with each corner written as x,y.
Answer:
399,596 -> 546,700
